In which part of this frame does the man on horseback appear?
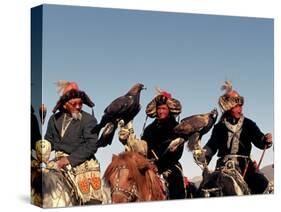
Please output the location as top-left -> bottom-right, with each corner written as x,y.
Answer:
45,81 -> 103,204
200,81 -> 272,194
141,89 -> 186,199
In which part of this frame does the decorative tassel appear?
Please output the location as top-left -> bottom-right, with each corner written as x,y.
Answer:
155,86 -> 171,99
54,80 -> 69,95
221,80 -> 233,93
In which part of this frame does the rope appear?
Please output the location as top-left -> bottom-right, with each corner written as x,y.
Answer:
257,145 -> 267,169
140,115 -> 148,138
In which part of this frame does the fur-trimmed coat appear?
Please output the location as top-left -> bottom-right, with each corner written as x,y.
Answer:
204,116 -> 271,169
142,117 -> 183,173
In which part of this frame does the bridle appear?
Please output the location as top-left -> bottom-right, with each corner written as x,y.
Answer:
201,187 -> 223,197
111,165 -> 138,202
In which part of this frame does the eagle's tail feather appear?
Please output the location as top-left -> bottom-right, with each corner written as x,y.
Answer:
187,133 -> 200,151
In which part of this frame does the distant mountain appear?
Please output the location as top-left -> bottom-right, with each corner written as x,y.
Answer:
190,175 -> 202,188
260,164 -> 274,182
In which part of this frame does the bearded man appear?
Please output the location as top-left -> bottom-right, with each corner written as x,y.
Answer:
45,81 -> 103,204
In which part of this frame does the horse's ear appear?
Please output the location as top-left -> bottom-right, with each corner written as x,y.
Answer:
112,154 -> 118,161
138,164 -> 149,175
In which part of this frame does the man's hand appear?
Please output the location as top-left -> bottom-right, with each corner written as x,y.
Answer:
56,156 -> 70,169
264,133 -> 273,145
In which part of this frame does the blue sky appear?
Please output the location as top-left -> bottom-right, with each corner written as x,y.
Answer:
32,4 -> 274,178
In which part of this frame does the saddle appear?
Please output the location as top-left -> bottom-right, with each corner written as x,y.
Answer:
56,152 -> 103,204
217,155 -> 251,195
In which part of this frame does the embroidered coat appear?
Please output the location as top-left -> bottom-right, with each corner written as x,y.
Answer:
45,110 -> 98,167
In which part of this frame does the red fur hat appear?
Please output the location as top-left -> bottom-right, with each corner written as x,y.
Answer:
219,80 -> 244,113
52,80 -> 95,113
146,87 -> 181,118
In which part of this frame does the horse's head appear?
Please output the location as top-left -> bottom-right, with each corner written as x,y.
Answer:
108,164 -> 138,203
199,168 -> 249,197
104,152 -> 166,203
104,154 -> 139,203
199,171 -> 223,197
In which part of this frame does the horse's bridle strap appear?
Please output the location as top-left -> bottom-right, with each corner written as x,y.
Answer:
111,185 -> 137,202
111,165 -> 138,202
201,187 -> 222,197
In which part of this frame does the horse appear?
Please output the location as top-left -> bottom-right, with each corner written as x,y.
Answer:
197,163 -> 251,197
31,166 -> 80,208
31,139 -> 110,207
104,151 -> 166,203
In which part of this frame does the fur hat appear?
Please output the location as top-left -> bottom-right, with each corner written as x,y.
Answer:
146,88 -> 181,118
218,80 -> 244,113
52,80 -> 95,113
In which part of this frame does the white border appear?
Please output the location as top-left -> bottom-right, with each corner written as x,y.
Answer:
0,0 -> 279,211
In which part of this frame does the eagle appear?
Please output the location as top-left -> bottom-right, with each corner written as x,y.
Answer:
92,83 -> 145,147
168,108 -> 218,152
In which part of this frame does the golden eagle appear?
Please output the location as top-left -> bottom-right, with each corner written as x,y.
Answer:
92,83 -> 145,147
168,109 -> 218,152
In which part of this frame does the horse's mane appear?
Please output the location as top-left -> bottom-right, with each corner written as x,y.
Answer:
104,151 -> 164,201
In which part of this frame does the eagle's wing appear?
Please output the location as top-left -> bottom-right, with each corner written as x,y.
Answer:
97,122 -> 117,148
167,137 -> 185,152
174,114 -> 209,136
187,132 -> 201,151
104,95 -> 134,117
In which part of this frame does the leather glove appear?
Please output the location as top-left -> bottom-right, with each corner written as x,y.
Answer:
118,127 -> 130,145
193,148 -> 207,164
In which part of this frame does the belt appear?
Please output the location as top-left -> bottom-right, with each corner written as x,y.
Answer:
222,154 -> 249,163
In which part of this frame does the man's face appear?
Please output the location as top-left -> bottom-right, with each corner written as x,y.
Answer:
156,104 -> 170,120
230,104 -> 243,119
64,98 -> 83,119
